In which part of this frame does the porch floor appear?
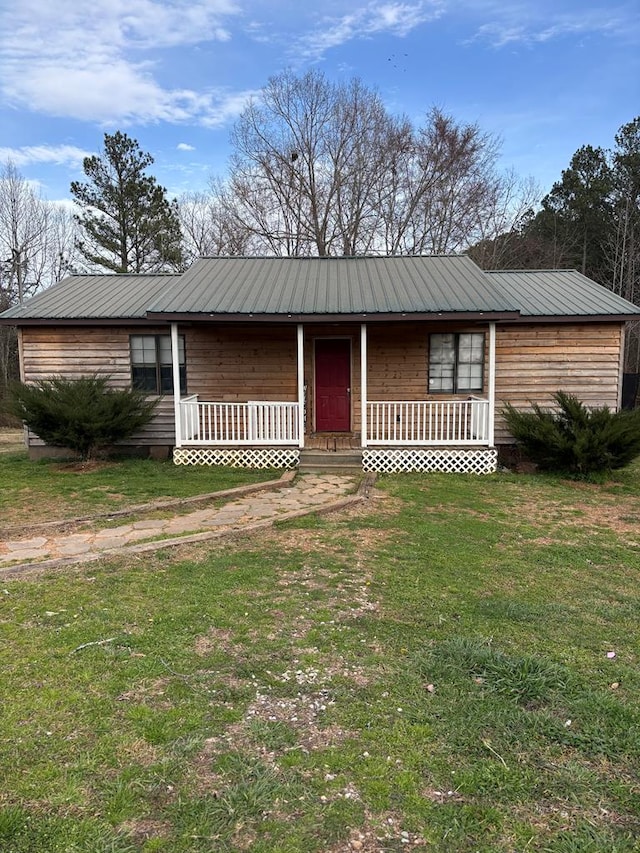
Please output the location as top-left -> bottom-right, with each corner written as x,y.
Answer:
305,432 -> 362,451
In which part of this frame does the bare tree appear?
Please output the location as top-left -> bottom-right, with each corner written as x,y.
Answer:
0,163 -> 80,402
178,181 -> 254,263
226,72 -> 509,258
0,162 -> 52,305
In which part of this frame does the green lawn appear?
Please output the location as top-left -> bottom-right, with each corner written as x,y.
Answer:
1,464 -> 640,851
0,452 -> 280,527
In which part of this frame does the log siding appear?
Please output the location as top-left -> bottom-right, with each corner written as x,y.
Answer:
494,322 -> 623,443
18,319 -> 627,452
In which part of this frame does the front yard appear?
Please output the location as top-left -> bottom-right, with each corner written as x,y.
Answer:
1,460 -> 640,851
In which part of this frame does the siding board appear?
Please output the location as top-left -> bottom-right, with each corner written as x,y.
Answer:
21,326 -> 175,447
495,322 -> 623,443
20,319 -> 626,451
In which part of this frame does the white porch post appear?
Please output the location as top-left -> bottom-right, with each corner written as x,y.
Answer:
297,324 -> 305,448
171,322 -> 182,449
488,322 -> 496,446
361,323 -> 368,448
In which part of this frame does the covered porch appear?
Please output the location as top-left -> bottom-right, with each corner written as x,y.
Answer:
169,322 -> 498,474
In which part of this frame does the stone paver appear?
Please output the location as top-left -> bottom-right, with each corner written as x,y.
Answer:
0,473 -> 361,571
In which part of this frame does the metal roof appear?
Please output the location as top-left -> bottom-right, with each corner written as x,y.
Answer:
146,255 -> 517,316
485,270 -> 640,317
1,258 -> 638,325
0,273 -> 182,320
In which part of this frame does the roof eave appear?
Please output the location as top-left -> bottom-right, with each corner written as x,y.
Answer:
0,316 -> 155,327
500,313 -> 639,324
144,310 -> 522,323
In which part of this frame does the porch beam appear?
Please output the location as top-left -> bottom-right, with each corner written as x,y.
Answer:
297,324 -> 305,448
361,323 -> 368,448
170,322 -> 182,448
488,322 -> 496,446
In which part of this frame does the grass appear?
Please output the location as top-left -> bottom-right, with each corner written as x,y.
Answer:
0,451 -> 281,527
1,460 -> 640,850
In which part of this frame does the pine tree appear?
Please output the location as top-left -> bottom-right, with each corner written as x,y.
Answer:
71,131 -> 183,273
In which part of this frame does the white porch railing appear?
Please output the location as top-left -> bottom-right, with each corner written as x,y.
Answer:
179,397 -> 299,446
366,398 -> 490,445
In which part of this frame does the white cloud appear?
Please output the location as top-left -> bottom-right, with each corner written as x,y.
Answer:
177,142 -> 196,151
0,0 -> 244,125
294,1 -> 444,61
0,145 -> 90,169
467,3 -> 632,48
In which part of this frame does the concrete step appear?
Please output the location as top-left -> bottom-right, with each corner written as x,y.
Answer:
298,450 -> 363,472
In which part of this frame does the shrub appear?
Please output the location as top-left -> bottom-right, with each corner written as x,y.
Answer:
9,375 -> 158,461
502,391 -> 640,476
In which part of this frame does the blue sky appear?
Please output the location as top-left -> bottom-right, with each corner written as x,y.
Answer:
0,0 -> 638,204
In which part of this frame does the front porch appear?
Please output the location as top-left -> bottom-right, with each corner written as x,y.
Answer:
172,396 -> 497,473
168,322 -> 498,474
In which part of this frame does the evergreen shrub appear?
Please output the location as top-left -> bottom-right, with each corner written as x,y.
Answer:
502,391 -> 640,476
9,375 -> 158,460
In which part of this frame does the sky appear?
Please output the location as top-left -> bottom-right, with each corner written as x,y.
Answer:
0,0 -> 638,205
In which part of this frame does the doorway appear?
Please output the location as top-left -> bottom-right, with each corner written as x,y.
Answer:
314,339 -> 351,431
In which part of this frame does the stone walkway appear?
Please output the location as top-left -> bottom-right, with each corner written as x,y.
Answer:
0,473 -> 366,575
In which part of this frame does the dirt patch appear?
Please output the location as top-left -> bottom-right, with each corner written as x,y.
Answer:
118,818 -> 172,843
195,626 -> 236,656
325,812 -> 427,851
116,676 -> 174,709
51,460 -> 117,473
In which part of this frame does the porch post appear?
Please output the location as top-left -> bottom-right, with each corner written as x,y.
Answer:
361,323 -> 368,448
170,322 -> 182,449
297,324 -> 305,448
488,322 -> 496,446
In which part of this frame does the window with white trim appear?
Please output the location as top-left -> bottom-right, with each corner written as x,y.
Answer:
429,332 -> 484,393
130,335 -> 186,395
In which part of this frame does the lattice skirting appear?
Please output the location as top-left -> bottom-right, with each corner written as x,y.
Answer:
363,447 -> 498,475
173,447 -> 300,469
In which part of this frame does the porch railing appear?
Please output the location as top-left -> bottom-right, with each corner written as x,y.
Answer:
366,398 -> 490,445
179,397 -> 299,446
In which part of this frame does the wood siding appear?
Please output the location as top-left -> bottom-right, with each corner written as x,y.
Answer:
19,319 -> 626,450
186,325 -> 298,402
494,323 -> 623,443
20,326 -> 175,447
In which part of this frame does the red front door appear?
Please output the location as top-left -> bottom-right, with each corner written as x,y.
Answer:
315,339 -> 351,431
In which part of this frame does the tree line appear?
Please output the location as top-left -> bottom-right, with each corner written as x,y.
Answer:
1,69 -> 638,399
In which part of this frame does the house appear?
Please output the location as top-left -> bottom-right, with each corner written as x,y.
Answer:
1,255 -> 639,474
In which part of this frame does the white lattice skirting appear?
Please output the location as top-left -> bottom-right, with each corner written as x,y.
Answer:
173,447 -> 300,469
363,447 -> 498,475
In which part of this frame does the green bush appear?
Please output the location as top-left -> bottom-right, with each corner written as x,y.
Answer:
502,391 -> 640,476
9,375 -> 158,461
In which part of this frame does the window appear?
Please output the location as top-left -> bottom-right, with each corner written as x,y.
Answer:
130,335 -> 186,394
429,332 -> 484,393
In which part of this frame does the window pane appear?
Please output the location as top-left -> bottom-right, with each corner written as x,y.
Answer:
457,363 -> 483,392
158,336 -> 172,363
158,335 -> 185,365
429,363 -> 454,392
132,365 -> 158,392
159,365 -> 174,393
131,336 -> 157,365
458,333 -> 484,363
429,334 -> 455,392
430,334 -> 455,363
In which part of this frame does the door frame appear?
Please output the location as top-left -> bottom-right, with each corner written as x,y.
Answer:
313,336 -> 352,432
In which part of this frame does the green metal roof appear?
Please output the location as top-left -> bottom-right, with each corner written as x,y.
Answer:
485,270 -> 640,317
146,255 -> 517,316
1,257 -> 638,324
0,274 -> 181,321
